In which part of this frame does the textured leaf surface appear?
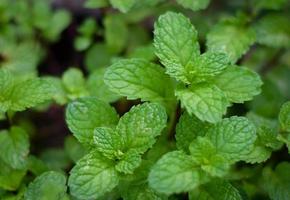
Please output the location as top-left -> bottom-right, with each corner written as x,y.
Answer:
0,127 -> 29,169
66,97 -> 119,146
213,65 -> 263,103
115,150 -> 142,174
24,171 -> 67,200
149,151 -> 200,194
206,22 -> 255,63
116,103 -> 167,153
154,12 -> 200,83
206,116 -> 257,162
175,83 -> 228,123
279,101 -> 290,132
68,151 -> 119,199
176,0 -> 210,11
189,179 -> 243,200
104,59 -> 174,106
175,113 -> 210,153
109,0 -> 136,12
189,137 -> 230,177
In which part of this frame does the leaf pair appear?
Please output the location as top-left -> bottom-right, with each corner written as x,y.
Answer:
0,68 -> 53,113
149,115 -> 257,194
66,98 -> 167,199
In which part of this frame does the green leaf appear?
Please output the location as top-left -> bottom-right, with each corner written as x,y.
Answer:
189,137 -> 230,177
175,83 -> 228,123
154,12 -> 200,83
254,14 -> 290,48
68,151 -> 119,199
252,0 -> 288,11
64,136 -> 86,163
24,171 -> 67,200
115,150 -> 142,174
109,0 -> 136,12
149,151 -> 200,195
62,68 -> 88,100
85,0 -> 109,8
104,59 -> 175,107
93,127 -> 122,159
206,116 -> 257,162
0,69 -> 14,113
87,68 -> 120,103
66,97 -> 119,146
242,145 -> 272,164
0,127 -> 29,169
176,0 -> 210,11
213,65 -> 263,103
104,14 -> 128,53
206,21 -> 256,63
189,179 -> 243,200
279,101 -> 290,132
0,160 -> 26,191
190,52 -> 229,83
175,112 -> 210,153
116,103 -> 167,153
262,162 -> 290,200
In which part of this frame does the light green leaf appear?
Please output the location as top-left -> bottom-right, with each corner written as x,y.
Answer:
254,14 -> 290,48
176,0 -> 210,11
189,137 -> 230,177
175,112 -> 210,153
115,150 -> 142,174
213,65 -> 263,103
109,0 -> 136,12
262,162 -> 290,200
175,83 -> 228,123
66,97 -> 119,146
87,68 -> 120,103
189,179 -> 243,200
104,59 -> 175,108
206,22 -> 255,63
104,14 -> 128,53
0,69 -> 14,112
149,151 -> 200,195
190,52 -> 229,83
93,127 -> 122,159
24,171 -> 67,200
279,101 -> 290,132
62,68 -> 88,100
154,12 -> 200,83
0,127 -> 29,169
242,145 -> 272,164
68,151 -> 119,199
206,116 -> 257,162
116,103 -> 167,153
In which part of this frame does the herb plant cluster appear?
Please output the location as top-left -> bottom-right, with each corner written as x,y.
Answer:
0,0 -> 290,200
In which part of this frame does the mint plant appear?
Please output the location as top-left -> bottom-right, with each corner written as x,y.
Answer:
0,0 -> 290,199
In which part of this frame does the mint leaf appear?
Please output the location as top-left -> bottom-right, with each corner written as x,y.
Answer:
154,12 -> 200,83
24,171 -> 67,200
104,59 -> 174,107
175,112 -> 210,153
116,103 -> 167,154
115,149 -> 142,174
176,0 -> 210,11
189,137 -> 230,177
0,160 -> 26,191
279,101 -> 290,132
254,14 -> 290,48
242,145 -> 272,164
109,0 -> 136,12
68,151 -> 119,199
87,68 -> 120,103
64,136 -> 86,163
85,0 -> 109,8
149,151 -> 200,195
206,21 -> 255,63
213,65 -> 263,103
189,179 -> 243,200
93,127 -> 121,159
66,97 -> 119,146
206,116 -> 257,162
0,127 -> 29,170
262,162 -> 290,200
175,83 -> 228,123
